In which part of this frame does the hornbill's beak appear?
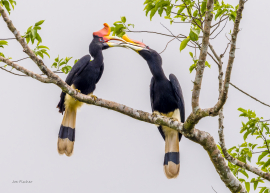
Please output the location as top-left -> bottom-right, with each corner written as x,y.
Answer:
116,34 -> 149,52
93,23 -> 128,48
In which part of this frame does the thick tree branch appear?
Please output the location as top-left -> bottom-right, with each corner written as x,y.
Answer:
191,0 -> 214,112
203,0 -> 245,116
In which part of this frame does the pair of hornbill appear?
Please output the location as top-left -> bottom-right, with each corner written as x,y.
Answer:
56,23 -> 185,179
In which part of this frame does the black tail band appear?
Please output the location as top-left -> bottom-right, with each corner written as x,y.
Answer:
58,125 -> 75,141
164,152 -> 179,165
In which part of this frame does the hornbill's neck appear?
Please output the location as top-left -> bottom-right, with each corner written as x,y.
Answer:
91,49 -> 103,65
145,56 -> 167,81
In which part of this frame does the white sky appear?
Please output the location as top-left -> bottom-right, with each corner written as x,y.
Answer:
1,0 -> 270,192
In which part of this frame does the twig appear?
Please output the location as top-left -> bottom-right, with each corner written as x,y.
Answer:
210,18 -> 228,40
211,16 -> 229,28
229,82 -> 270,108
12,57 -> 29,63
0,38 -> 16,40
159,33 -> 182,54
211,186 -> 218,193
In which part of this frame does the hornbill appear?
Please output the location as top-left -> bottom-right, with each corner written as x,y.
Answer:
118,35 -> 185,179
56,23 -> 123,156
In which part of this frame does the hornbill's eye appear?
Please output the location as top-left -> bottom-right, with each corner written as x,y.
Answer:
99,38 -> 104,42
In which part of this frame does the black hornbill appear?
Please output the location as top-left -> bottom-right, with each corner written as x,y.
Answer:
118,35 -> 185,178
56,23 -> 122,156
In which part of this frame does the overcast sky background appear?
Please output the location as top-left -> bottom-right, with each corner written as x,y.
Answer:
1,0 -> 270,192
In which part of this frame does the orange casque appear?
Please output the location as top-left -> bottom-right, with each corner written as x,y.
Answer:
93,23 -> 111,42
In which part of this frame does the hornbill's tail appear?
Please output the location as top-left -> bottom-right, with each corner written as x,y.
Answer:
57,107 -> 76,156
57,89 -> 84,156
163,128 -> 180,179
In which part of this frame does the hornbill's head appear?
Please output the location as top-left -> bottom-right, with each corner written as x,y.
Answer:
116,34 -> 162,64
90,23 -> 126,56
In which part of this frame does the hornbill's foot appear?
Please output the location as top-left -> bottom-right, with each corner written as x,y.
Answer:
152,111 -> 161,117
75,89 -> 81,93
90,94 -> 97,101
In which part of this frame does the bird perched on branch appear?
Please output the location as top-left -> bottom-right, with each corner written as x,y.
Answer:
118,34 -> 185,178
56,23 -> 123,156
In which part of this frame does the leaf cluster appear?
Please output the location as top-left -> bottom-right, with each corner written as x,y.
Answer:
219,108 -> 270,192
51,56 -> 73,74
23,20 -> 45,44
33,43 -> 50,59
110,17 -> 134,37
188,51 -> 210,73
214,0 -> 239,22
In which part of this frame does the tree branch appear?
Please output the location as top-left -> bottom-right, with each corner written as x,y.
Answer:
0,56 -> 54,83
205,0 -> 246,116
229,82 -> 270,108
191,0 -> 214,112
218,105 -> 270,181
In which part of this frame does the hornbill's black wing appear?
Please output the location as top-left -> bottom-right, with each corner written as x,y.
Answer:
65,55 -> 91,85
150,77 -> 155,112
169,74 -> 185,141
95,63 -> 104,84
57,55 -> 91,114
150,77 -> 166,140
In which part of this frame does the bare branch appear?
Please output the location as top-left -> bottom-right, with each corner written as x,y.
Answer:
12,57 -> 30,63
127,30 -> 182,38
210,18 -> 228,40
229,82 -> 270,108
211,16 -> 229,28
0,38 -> 16,40
205,0 -> 246,116
191,0 -> 214,112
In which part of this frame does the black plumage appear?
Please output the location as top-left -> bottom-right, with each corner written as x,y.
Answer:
57,35 -> 108,114
119,36 -> 185,178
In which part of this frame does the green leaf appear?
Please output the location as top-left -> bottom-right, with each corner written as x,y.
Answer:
74,59 -> 79,64
189,52 -> 193,58
262,159 -> 270,169
166,5 -> 173,16
0,40 -> 8,48
180,37 -> 190,52
150,7 -> 158,20
127,24 -> 135,28
239,170 -> 249,178
205,61 -> 211,68
36,51 -> 44,59
31,29 -> 37,40
201,0 -> 207,14
258,152 -> 268,162
245,182 -> 250,193
260,187 -> 267,193
51,62 -> 57,68
37,45 -> 49,50
42,50 -> 50,58
189,28 -> 200,41
55,55 -> 59,62
189,63 -> 197,73
254,181 -> 258,190
35,20 -> 45,26
177,5 -> 185,14
243,130 -> 251,140
121,16 -> 126,23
